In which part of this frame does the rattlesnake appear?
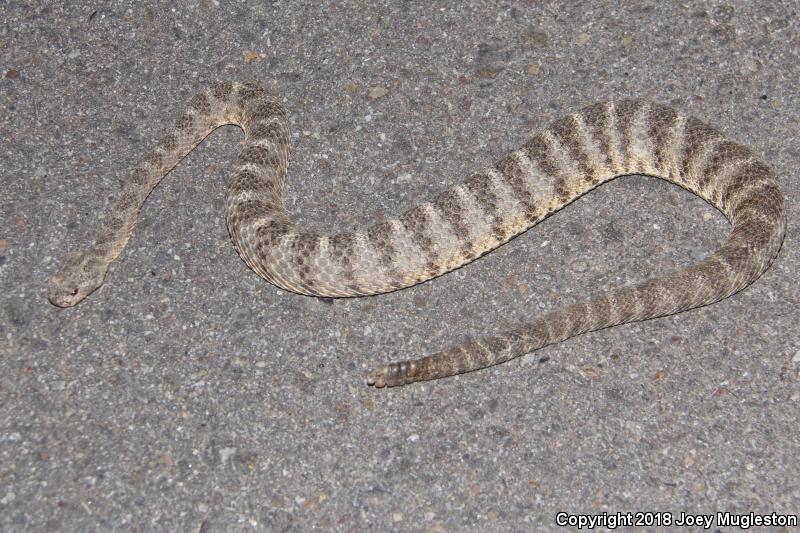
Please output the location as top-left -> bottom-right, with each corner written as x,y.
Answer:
48,81 -> 785,387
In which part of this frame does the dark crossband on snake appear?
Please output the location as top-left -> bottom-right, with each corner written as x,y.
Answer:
48,82 -> 785,387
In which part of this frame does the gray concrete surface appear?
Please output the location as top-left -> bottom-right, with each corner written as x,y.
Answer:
2,1 -> 798,531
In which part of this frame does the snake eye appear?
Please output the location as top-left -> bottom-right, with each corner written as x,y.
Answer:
71,287 -> 80,296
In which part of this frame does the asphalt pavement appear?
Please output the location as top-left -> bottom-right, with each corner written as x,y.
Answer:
1,1 -> 798,530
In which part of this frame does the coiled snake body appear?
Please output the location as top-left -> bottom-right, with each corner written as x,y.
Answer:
48,82 -> 785,387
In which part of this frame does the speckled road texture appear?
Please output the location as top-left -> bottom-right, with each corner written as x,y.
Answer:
2,1 -> 798,531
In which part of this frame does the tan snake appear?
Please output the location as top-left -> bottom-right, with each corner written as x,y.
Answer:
48,82 -> 786,387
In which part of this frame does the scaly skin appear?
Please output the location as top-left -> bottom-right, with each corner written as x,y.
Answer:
48,85 -> 785,387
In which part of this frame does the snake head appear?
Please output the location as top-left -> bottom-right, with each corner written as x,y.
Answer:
47,253 -> 107,307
